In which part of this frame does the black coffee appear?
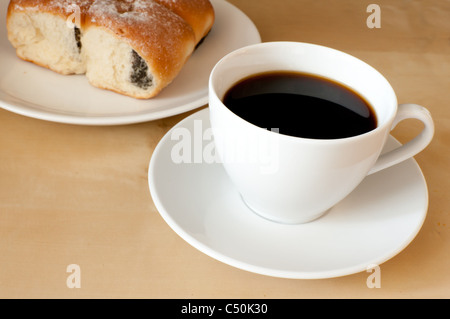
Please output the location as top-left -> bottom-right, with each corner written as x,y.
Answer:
223,71 -> 377,139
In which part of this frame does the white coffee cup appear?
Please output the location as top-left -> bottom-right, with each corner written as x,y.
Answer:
209,42 -> 434,224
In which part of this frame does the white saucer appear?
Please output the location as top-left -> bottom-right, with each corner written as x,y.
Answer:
148,108 -> 429,279
0,0 -> 261,125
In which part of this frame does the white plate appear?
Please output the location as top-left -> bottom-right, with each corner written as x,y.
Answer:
148,108 -> 429,279
0,0 -> 261,125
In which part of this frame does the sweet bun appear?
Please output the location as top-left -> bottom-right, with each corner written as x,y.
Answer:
6,0 -> 92,75
6,0 -> 214,99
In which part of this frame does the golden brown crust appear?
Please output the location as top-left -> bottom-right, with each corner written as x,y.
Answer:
7,0 -> 93,24
7,0 -> 214,41
153,0 -> 214,43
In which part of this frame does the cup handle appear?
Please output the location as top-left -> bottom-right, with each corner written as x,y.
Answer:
368,103 -> 434,175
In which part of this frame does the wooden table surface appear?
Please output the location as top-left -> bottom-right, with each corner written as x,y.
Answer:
0,0 -> 449,298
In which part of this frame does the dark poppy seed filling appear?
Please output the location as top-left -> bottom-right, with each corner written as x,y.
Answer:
130,50 -> 152,89
195,30 -> 210,50
74,26 -> 82,52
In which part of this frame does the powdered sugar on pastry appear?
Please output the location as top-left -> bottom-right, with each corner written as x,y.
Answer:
6,0 -> 214,99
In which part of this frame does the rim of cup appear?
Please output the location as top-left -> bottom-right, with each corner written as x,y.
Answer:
209,41 -> 398,145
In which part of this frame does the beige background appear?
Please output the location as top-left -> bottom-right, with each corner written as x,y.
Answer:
0,0 -> 449,298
